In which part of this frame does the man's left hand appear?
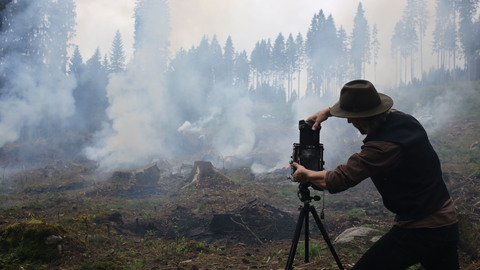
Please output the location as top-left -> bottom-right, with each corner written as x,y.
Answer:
292,162 -> 309,184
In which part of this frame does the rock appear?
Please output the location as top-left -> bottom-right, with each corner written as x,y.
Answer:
334,226 -> 383,244
44,235 -> 63,245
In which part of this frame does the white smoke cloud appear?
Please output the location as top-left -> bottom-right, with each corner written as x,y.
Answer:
84,0 -> 173,171
211,96 -> 255,157
0,0 -> 76,147
411,89 -> 466,135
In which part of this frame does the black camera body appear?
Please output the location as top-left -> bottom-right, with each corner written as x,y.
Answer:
290,120 -> 325,191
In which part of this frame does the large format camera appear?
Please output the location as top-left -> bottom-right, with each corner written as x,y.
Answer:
290,120 -> 325,192
286,121 -> 343,270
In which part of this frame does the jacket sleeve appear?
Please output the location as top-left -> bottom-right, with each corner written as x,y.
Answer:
325,141 -> 403,194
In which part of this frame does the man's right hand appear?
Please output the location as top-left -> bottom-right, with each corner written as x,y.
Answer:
305,107 -> 331,130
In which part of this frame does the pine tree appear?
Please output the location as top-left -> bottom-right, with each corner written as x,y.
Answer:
294,33 -> 305,98
433,0 -> 457,75
250,39 -> 271,88
223,36 -> 235,86
336,26 -> 350,85
272,33 -> 286,88
86,48 -> 103,73
233,50 -> 249,90
391,20 -> 408,85
456,0 -> 478,80
401,0 -> 419,82
285,33 -> 296,100
109,30 -> 126,73
414,0 -> 429,80
305,10 -> 339,96
371,24 -> 380,84
69,45 -> 84,77
73,47 -> 108,133
306,10 -> 327,96
350,3 -> 370,78
210,35 -> 223,84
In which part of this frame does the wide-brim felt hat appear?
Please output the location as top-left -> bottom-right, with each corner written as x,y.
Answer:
330,80 -> 393,118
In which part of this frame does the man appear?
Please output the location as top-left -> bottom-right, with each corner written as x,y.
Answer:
292,80 -> 459,269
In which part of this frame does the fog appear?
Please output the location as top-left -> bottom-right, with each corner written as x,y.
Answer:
0,0 -> 477,175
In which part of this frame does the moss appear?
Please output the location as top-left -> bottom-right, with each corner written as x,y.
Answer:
0,219 -> 65,265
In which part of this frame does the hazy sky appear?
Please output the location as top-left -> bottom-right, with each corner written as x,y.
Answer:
72,0 -> 437,86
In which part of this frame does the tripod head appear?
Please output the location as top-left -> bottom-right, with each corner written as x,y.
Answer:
297,183 -> 321,203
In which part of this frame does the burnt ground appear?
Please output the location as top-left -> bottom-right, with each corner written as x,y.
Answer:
0,151 -> 479,269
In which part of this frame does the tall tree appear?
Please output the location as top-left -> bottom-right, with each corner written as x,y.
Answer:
250,39 -> 271,88
271,33 -> 286,88
400,0 -> 419,83
433,0 -> 457,77
456,0 -> 478,80
350,2 -> 370,78
285,33 -> 296,100
223,36 -> 235,86
294,32 -> 305,98
392,20 -> 409,85
209,35 -> 223,85
72,47 -> 108,133
69,45 -> 84,77
109,30 -> 126,73
305,10 -> 329,96
306,10 -> 324,96
306,10 -> 339,97
371,24 -> 380,84
195,36 -> 215,94
336,26 -> 350,87
414,0 -> 429,80
86,48 -> 103,73
323,14 -> 341,95
233,50 -> 249,90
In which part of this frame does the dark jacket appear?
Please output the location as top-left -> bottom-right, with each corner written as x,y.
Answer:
364,111 -> 450,221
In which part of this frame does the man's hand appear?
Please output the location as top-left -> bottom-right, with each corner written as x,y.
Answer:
292,162 -> 328,190
292,162 -> 310,184
305,107 -> 331,131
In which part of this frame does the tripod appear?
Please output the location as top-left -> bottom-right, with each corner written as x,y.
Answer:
285,186 -> 344,270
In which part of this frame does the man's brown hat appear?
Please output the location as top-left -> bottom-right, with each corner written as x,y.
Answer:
330,80 -> 393,118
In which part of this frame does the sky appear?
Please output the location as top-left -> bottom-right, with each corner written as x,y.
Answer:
72,0 -> 438,87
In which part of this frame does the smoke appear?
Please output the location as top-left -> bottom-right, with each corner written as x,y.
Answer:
0,0 -> 76,147
84,0 -> 173,171
412,91 -> 458,134
83,0 -> 259,172
392,85 -> 473,136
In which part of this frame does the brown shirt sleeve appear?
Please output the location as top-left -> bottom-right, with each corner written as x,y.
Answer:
325,141 -> 403,193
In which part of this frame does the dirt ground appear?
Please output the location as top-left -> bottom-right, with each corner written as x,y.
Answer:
0,155 -> 479,269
